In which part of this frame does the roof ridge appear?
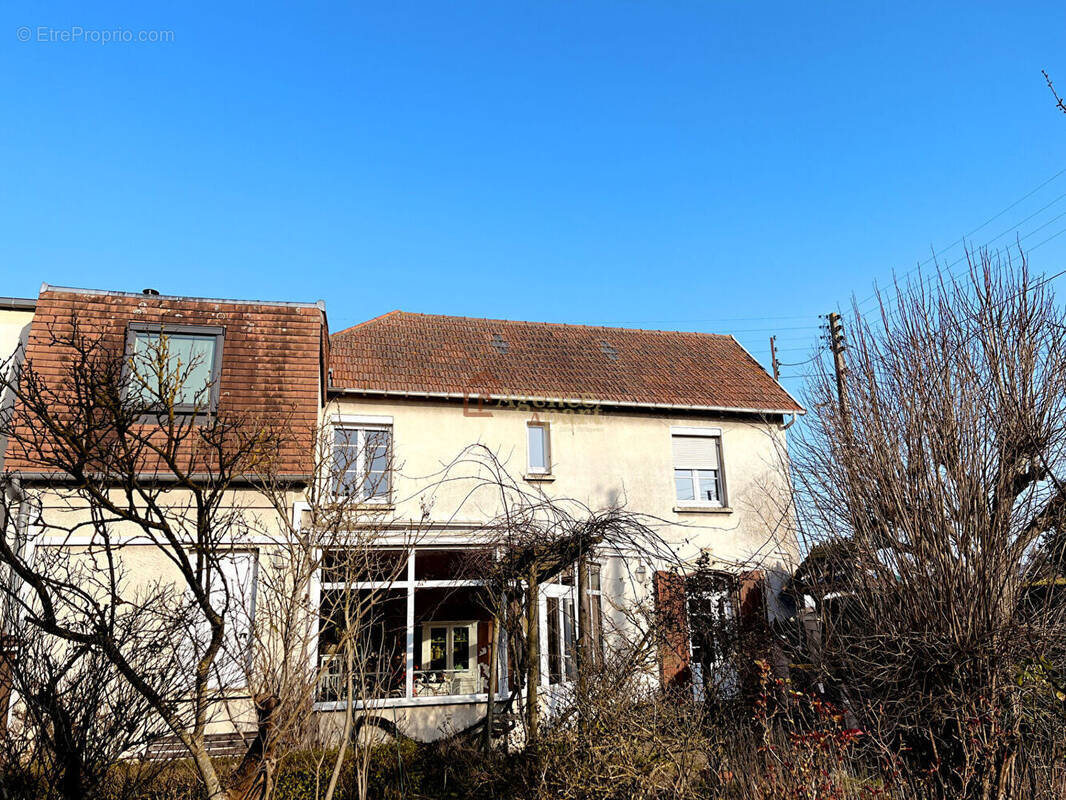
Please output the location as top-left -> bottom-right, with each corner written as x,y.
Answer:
330,309 -> 403,337
331,309 -> 734,339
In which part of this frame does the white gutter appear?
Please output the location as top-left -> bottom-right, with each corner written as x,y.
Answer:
327,386 -> 805,417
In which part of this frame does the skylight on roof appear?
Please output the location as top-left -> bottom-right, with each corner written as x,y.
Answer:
491,333 -> 508,354
600,341 -> 618,361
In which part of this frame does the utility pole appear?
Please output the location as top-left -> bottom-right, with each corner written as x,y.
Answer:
769,335 -> 780,381
827,312 -> 850,422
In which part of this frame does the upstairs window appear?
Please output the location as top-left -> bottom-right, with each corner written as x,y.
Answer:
672,429 -> 725,506
527,422 -> 551,474
126,323 -> 224,414
333,427 -> 392,501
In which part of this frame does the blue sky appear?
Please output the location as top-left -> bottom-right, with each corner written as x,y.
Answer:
2,1 -> 1065,397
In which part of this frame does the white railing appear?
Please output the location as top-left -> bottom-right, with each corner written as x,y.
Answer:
413,668 -> 485,697
319,656 -> 489,700
317,654 -> 405,701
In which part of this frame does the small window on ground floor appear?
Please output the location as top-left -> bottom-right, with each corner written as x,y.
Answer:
413,586 -> 494,697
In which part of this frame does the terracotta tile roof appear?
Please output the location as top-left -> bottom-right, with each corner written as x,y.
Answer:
329,311 -> 803,414
5,287 -> 327,478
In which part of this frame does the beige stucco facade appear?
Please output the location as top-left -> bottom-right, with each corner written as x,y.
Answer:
308,393 -> 799,740
2,290 -> 801,745
7,394 -> 800,743
324,394 -> 799,572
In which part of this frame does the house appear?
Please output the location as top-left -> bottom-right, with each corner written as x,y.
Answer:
0,285 -> 802,744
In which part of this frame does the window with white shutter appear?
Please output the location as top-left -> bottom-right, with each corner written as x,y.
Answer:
671,429 -> 725,506
200,550 -> 258,689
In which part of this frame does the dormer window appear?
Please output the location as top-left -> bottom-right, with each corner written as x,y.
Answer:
126,323 -> 224,414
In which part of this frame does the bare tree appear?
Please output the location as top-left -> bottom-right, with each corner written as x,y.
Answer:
1042,70 -> 1066,116
431,444 -> 680,746
0,320 -> 302,800
212,422 -> 428,800
0,595 -> 173,800
792,248 -> 1066,797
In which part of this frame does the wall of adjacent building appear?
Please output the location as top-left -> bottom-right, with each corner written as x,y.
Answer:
0,307 -> 34,471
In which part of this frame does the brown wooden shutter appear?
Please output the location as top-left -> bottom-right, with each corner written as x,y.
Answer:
653,571 -> 691,690
737,570 -> 766,628
0,636 -> 16,733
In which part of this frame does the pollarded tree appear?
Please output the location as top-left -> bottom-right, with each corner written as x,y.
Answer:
793,248 -> 1066,798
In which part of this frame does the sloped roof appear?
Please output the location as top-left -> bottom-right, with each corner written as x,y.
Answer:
5,286 -> 327,478
329,311 -> 803,414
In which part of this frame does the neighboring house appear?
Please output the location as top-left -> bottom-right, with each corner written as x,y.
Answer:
0,286 -> 802,743
0,297 -> 36,473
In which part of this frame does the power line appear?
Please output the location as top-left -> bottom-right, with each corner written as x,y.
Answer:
601,313 -> 821,325
925,206 -> 1066,286
856,209 -> 1066,315
856,165 -> 1066,309
602,321 -> 822,332
778,350 -> 825,368
1027,222 -> 1066,253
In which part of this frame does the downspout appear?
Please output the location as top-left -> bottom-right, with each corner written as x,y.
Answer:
782,413 -> 797,431
1,476 -> 28,732
2,476 -> 30,634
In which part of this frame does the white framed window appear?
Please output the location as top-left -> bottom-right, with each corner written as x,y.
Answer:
189,550 -> 258,689
671,428 -> 725,506
416,621 -> 480,696
542,578 -> 576,686
333,426 -> 392,501
686,571 -> 738,700
527,422 -> 551,474
126,323 -> 224,414
586,562 -> 604,662
315,546 -> 504,707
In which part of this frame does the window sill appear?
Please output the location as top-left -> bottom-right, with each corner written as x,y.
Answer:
673,505 -> 732,514
135,410 -> 217,426
524,473 -> 555,483
333,501 -> 396,512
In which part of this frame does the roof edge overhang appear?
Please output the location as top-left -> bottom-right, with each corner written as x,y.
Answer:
40,283 -> 327,312
9,471 -> 313,487
728,334 -> 806,415
327,386 -> 805,417
0,297 -> 36,312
